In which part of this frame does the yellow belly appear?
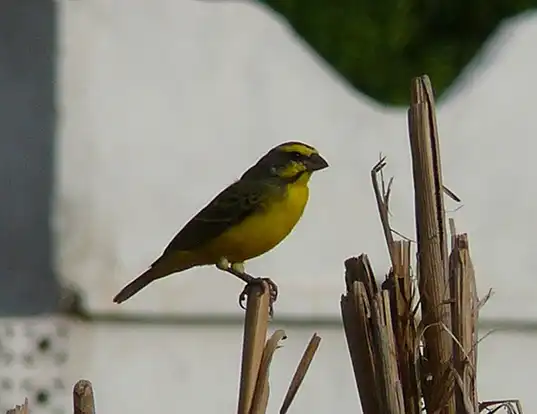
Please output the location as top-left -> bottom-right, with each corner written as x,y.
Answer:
201,183 -> 309,263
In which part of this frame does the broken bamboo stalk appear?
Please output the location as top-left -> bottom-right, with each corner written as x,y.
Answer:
408,75 -> 455,414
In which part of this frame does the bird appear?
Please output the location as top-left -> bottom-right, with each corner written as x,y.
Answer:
113,141 -> 329,305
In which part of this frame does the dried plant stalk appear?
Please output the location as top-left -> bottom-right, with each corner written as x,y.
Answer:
370,291 -> 405,413
280,333 -> 322,414
342,255 -> 407,414
449,234 -> 479,412
372,157 -> 396,265
385,241 -> 420,414
479,399 -> 524,413
238,282 -> 271,414
372,154 -> 421,413
408,75 -> 455,414
73,380 -> 96,414
341,256 -> 381,414
340,74 -> 523,414
6,399 -> 28,414
250,329 -> 287,414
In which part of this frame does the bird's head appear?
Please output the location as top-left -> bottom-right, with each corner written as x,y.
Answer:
242,141 -> 329,183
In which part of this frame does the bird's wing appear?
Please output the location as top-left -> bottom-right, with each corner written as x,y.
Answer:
160,179 -> 273,254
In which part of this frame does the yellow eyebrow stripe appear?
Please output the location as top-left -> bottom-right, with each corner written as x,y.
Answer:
277,142 -> 318,157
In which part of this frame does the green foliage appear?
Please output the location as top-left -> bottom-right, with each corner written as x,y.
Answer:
260,0 -> 537,105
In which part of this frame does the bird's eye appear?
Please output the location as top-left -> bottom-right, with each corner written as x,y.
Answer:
291,151 -> 303,160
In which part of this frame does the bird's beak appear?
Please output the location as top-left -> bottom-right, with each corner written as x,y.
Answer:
307,153 -> 329,171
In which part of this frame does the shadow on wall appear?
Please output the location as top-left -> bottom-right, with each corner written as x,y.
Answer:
0,0 -> 59,315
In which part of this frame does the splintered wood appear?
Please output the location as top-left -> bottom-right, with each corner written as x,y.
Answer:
341,75 -> 522,414
5,400 -> 28,414
237,282 -> 322,414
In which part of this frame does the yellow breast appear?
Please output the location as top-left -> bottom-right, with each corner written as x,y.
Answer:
203,182 -> 310,263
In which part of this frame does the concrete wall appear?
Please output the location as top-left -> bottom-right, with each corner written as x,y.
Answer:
2,319 -> 531,413
65,324 -> 534,413
57,0 -> 537,323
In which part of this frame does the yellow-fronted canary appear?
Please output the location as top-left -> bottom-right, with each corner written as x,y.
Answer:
113,141 -> 328,304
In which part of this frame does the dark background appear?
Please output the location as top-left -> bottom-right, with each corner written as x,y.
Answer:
0,0 -> 57,315
262,0 -> 537,105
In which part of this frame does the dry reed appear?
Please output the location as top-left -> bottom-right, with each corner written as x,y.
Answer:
340,75 -> 523,414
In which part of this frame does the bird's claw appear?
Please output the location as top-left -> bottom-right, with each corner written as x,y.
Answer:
238,277 -> 278,317
215,259 -> 278,316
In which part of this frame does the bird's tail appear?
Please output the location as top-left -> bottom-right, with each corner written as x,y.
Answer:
113,255 -> 194,304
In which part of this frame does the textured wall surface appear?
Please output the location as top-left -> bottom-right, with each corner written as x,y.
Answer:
56,0 -> 537,322
0,0 -> 58,315
2,318 -> 532,413
64,323 -> 534,413
0,317 -> 70,414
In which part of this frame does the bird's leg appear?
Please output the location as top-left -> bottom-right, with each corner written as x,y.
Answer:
215,258 -> 278,316
216,258 -> 252,283
230,262 -> 245,274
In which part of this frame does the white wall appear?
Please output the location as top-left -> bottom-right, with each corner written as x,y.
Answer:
56,0 -> 537,323
1,317 -> 532,413
63,322 -> 532,413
